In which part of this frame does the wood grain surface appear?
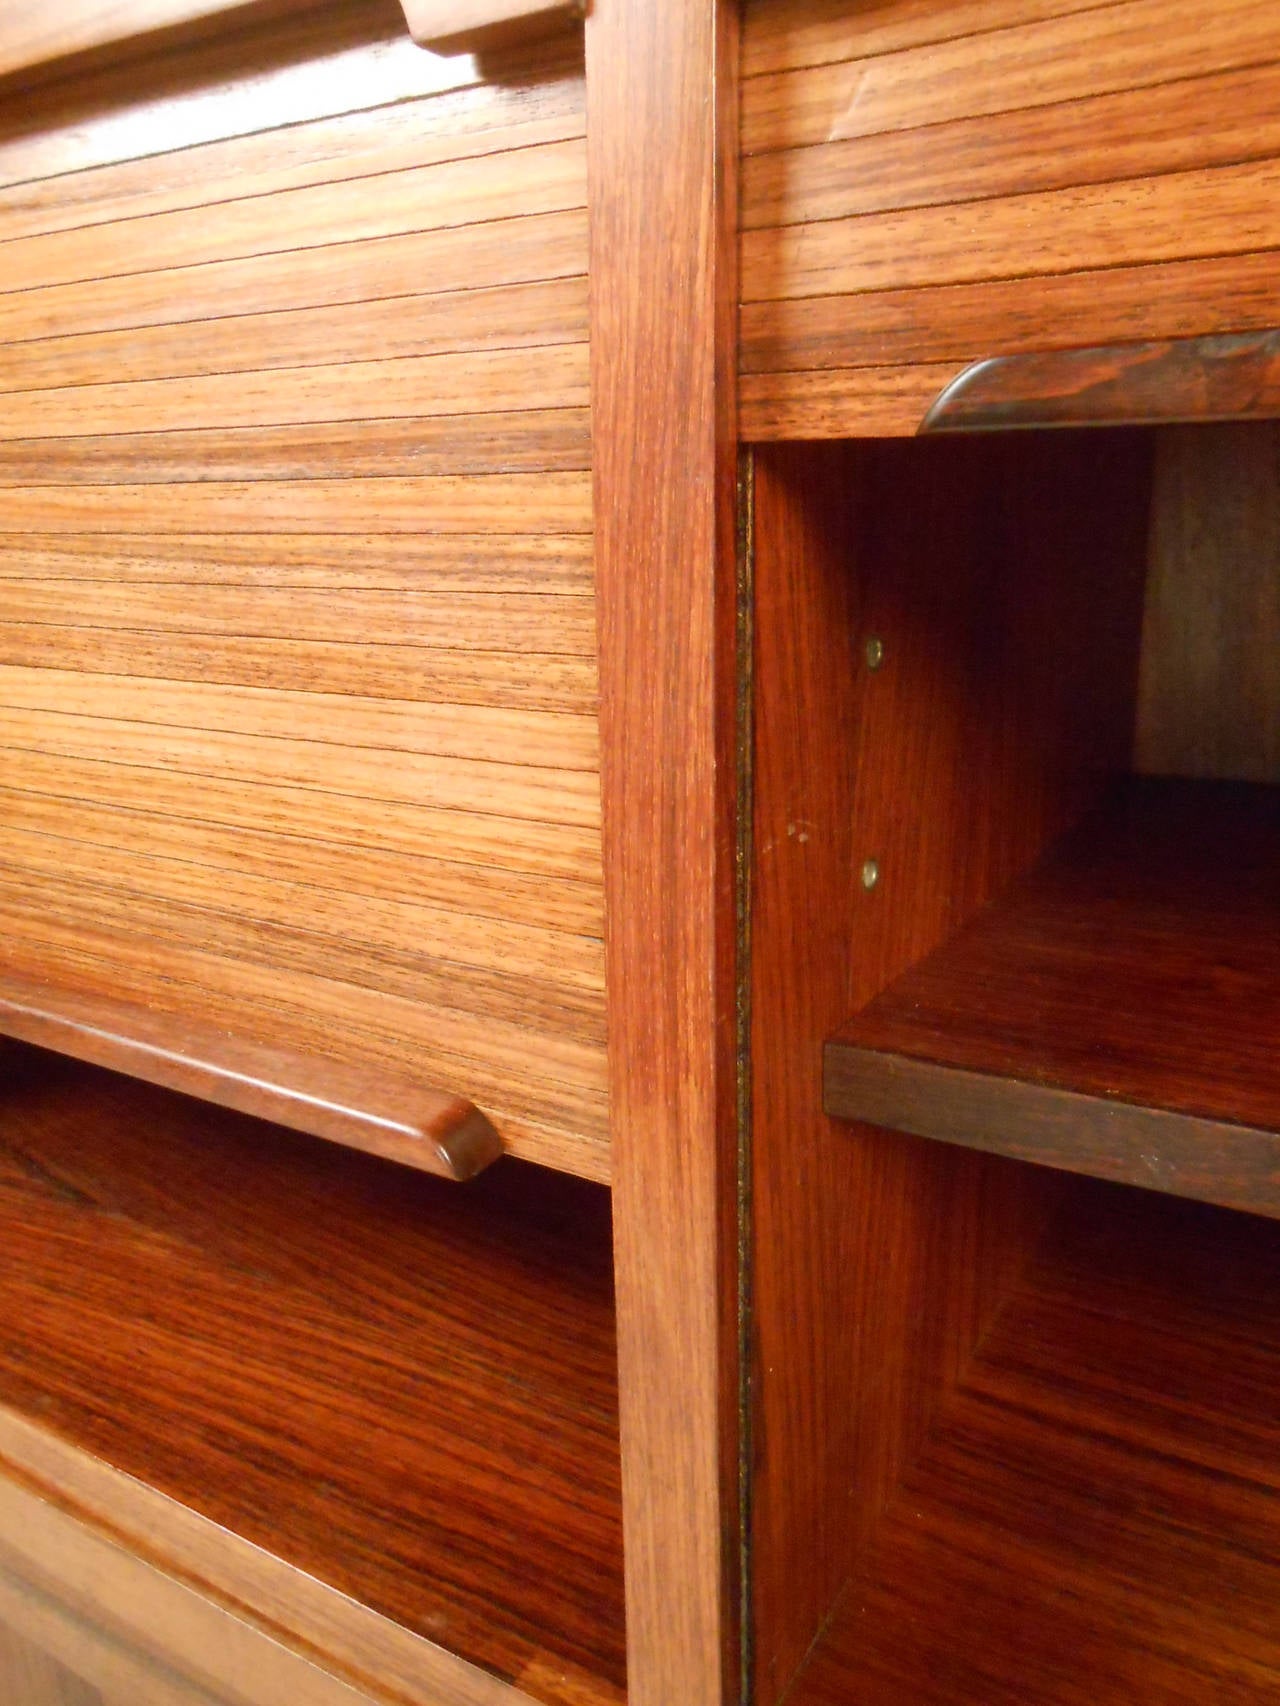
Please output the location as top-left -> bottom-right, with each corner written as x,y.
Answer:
0,970 -> 503,1180
920,329 -> 1280,431
0,0 -> 322,81
1136,423 -> 1280,786
745,434 -> 1148,1702
0,12 -> 605,1178
827,779 -> 1280,1218
786,1179 -> 1280,1704
399,0 -> 584,52
0,1044 -> 625,1706
586,0 -> 743,1702
0,1621 -> 106,1706
741,0 -> 1280,437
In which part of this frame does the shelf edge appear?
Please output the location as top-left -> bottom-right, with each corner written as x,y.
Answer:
824,1042 -> 1280,1219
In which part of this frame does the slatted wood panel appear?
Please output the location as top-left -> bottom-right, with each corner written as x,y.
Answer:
740,0 -> 1280,438
0,4 -> 605,1179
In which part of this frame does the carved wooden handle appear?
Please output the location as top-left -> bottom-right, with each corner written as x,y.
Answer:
921,329 -> 1280,434
0,970 -> 502,1181
396,0 -> 585,52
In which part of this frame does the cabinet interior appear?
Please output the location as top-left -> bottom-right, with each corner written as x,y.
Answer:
0,1043 -> 625,1706
749,422 -> 1280,1705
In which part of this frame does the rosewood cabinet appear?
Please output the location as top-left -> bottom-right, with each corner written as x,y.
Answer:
1,2 -> 1280,1704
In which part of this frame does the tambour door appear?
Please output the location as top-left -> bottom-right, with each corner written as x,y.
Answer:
0,1 -> 606,1181
741,0 -> 1280,439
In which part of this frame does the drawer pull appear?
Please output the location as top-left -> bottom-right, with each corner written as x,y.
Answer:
0,971 -> 501,1181
396,0 -> 585,53
920,328 -> 1280,434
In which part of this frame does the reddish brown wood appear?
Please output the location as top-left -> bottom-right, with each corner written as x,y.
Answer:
586,0 -> 742,1700
749,432 -> 1151,1702
0,969 -> 501,1180
827,779 -> 1280,1218
787,1178 -> 1280,1705
921,329 -> 1280,432
0,1044 -> 624,1706
398,0 -> 583,52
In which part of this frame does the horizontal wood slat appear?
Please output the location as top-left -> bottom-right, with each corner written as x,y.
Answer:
0,533 -> 595,590
0,278 -> 589,393
743,0 -> 1280,154
0,211 -> 590,344
0,139 -> 587,296
0,22 -> 605,1178
0,581 -> 598,654
0,413 -> 594,483
0,68 -> 585,245
0,746 -> 604,881
742,61 -> 1280,230
742,0 -> 1280,438
0,475 -> 593,533
0,343 -> 588,437
0,784 -> 603,935
741,0 -> 1121,78
0,628 -> 598,711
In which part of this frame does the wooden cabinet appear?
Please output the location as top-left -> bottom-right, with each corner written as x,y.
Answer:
2,2 -> 1280,1704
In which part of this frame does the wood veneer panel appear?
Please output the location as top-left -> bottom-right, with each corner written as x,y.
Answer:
0,139 -> 587,295
0,475 -> 591,534
0,20 -> 602,1179
0,628 -> 597,713
0,414 -> 593,482
741,250 -> 1280,379
0,1047 -> 625,1705
741,0 -> 1120,78
0,786 -> 602,933
827,779 -> 1280,1218
747,436 -> 1146,1701
0,345 -> 589,438
0,533 -> 595,591
787,1183 -> 1280,1705
0,280 -> 589,392
0,748 -> 603,881
743,61 -> 1280,230
586,0 -> 742,1699
742,0 -> 1280,153
740,0 -> 1280,438
1136,423 -> 1280,786
0,212 -> 589,344
0,62 -> 585,243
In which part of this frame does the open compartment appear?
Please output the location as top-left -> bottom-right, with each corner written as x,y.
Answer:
748,424 -> 1280,1705
0,1041 -> 625,1706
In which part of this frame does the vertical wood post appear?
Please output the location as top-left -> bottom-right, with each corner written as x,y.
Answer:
586,2 -> 743,1703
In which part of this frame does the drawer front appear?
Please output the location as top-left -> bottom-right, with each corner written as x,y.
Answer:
741,0 -> 1280,438
0,9 -> 606,1180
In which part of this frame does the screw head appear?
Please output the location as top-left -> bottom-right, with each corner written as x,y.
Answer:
861,858 -> 880,892
865,636 -> 885,671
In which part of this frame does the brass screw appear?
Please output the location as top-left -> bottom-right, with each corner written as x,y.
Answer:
865,635 -> 885,671
861,858 -> 880,892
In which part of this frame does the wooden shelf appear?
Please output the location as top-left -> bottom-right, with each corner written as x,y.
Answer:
826,778 -> 1280,1218
788,1180 -> 1280,1705
0,1044 -> 624,1706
